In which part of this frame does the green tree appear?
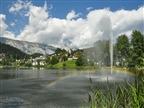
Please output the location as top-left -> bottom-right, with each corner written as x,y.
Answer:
76,56 -> 84,66
116,35 -> 129,58
62,55 -> 67,62
1,59 -> 7,65
115,34 -> 129,67
46,56 -> 51,64
55,48 -> 62,54
25,62 -> 32,67
63,62 -> 66,67
10,54 -> 14,62
130,30 -> 144,67
50,56 -> 59,65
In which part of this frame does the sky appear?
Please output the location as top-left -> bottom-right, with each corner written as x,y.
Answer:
0,0 -> 144,48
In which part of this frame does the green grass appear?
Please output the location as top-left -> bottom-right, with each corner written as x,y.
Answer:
45,60 -> 76,69
0,65 -> 3,68
46,60 -> 99,70
54,60 -> 77,69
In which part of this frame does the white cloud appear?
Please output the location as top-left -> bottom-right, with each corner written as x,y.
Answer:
0,14 -> 8,34
10,22 -> 16,27
111,6 -> 144,39
86,7 -> 93,11
16,2 -> 50,42
0,14 -> 15,39
9,0 -> 31,14
66,10 -> 81,20
4,0 -> 144,48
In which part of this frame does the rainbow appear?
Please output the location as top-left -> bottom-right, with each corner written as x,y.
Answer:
40,70 -> 90,92
101,67 -> 135,75
39,68 -> 135,93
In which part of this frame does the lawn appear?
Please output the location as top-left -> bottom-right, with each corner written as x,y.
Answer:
53,60 -> 77,69
46,60 -> 99,70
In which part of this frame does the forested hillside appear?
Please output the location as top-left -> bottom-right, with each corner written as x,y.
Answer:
0,42 -> 43,60
0,42 -> 28,59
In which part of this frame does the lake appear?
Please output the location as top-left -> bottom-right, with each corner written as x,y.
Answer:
0,68 -> 135,108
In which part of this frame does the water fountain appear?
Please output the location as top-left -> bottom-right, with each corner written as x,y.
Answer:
109,18 -> 113,74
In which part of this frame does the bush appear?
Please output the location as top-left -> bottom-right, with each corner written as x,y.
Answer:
50,56 -> 59,65
76,56 -> 84,66
63,63 -> 66,67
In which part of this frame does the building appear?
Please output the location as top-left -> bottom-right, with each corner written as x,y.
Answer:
32,61 -> 38,66
0,53 -> 5,61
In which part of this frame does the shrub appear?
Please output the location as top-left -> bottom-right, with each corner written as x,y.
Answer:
50,56 -> 59,65
76,56 -> 84,66
63,63 -> 66,67
86,70 -> 144,108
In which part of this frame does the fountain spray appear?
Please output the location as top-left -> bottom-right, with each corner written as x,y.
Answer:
109,18 -> 113,74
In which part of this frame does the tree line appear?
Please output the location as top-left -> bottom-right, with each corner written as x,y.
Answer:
76,30 -> 144,68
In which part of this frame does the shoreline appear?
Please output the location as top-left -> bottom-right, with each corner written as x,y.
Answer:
0,65 -> 132,71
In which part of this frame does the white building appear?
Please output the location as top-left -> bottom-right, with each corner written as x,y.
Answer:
32,61 -> 38,66
39,61 -> 46,66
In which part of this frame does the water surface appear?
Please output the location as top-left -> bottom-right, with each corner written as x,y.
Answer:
0,69 -> 135,108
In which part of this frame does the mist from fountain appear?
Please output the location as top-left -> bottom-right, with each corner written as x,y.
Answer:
83,16 -> 113,73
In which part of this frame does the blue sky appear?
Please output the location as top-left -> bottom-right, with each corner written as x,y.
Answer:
0,0 -> 143,48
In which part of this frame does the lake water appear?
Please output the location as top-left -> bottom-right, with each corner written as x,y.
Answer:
0,69 -> 135,108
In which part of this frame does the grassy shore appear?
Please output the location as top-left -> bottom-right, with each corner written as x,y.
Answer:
46,60 -> 100,70
45,60 -> 134,72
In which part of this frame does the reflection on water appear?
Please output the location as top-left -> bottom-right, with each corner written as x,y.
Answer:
0,69 -> 80,80
0,97 -> 32,108
0,69 -> 135,108
0,69 -> 43,79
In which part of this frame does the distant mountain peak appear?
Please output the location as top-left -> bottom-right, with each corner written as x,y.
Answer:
0,37 -> 71,55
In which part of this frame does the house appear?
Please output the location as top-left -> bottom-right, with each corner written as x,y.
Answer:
48,53 -> 56,60
32,61 -> 46,66
39,56 -> 46,60
67,50 -> 83,61
72,49 -> 83,57
68,57 -> 73,61
39,61 -> 46,66
72,56 -> 78,60
59,57 -> 63,62
32,61 -> 38,66
115,61 -> 120,66
0,53 -> 5,61
16,59 -> 20,62
67,55 -> 78,61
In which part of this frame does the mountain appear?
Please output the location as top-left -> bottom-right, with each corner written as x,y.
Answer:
48,43 -> 72,51
0,37 -> 71,55
0,42 -> 28,59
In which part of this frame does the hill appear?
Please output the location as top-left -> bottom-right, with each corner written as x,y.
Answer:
0,42 -> 28,59
0,37 -> 71,55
